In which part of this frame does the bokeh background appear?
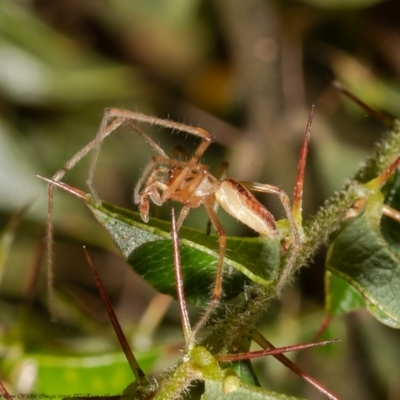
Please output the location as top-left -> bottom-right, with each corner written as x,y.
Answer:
1,0 -> 400,399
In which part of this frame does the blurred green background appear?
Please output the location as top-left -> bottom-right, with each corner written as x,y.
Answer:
1,0 -> 400,399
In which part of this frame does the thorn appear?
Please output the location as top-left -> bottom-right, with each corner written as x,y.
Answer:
82,246 -> 145,381
36,175 -> 86,199
333,81 -> 396,128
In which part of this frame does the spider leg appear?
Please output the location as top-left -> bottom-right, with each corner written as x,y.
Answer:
46,114 -> 128,309
88,111 -> 169,204
180,169 -> 209,203
239,181 -> 301,293
172,202 -> 208,344
205,203 -> 227,303
88,108 -> 214,204
171,208 -> 193,348
106,109 -> 214,162
173,168 -> 211,228
189,201 -> 226,341
172,144 -> 190,160
143,123 -> 213,199
215,161 -> 230,181
137,169 -> 170,222
162,161 -> 209,202
46,111 -> 160,306
207,161 -> 229,235
175,205 -> 191,229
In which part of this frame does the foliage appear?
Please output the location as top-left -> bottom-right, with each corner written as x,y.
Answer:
1,0 -> 400,399
27,116 -> 400,399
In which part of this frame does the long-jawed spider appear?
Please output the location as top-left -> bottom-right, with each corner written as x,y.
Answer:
44,107 -> 312,322
0,209 -> 339,399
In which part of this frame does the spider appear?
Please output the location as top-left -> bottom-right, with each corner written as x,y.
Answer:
45,107 -> 312,320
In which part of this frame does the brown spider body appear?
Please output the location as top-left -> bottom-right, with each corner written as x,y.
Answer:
135,155 -> 278,238
136,160 -> 216,222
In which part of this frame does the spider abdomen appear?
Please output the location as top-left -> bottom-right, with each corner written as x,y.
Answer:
215,179 -> 278,237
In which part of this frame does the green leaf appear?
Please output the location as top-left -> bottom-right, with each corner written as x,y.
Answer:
365,301 -> 400,329
57,184 -> 282,307
8,350 -> 158,396
326,188 -> 400,327
0,301 -> 160,397
325,272 -> 365,317
203,378 -> 304,400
